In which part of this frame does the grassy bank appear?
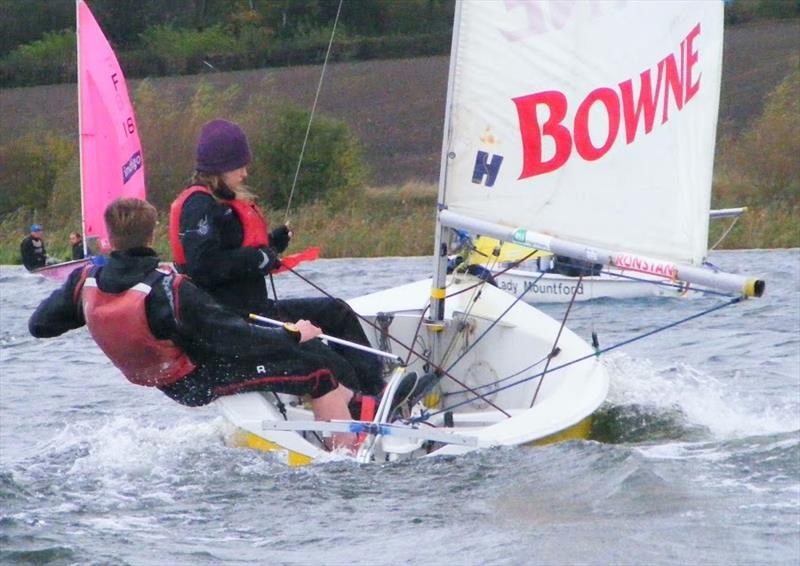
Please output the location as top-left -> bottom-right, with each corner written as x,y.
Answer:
2,178 -> 796,268
0,183 -> 439,265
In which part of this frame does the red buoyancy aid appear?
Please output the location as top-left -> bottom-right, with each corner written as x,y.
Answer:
169,185 -> 269,266
80,267 -> 196,387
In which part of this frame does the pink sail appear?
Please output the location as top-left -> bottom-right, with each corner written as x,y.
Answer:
78,0 -> 145,252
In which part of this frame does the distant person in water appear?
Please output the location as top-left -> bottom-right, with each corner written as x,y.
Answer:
29,197 -> 366,450
169,118 -> 385,397
69,232 -> 85,260
20,224 -> 52,271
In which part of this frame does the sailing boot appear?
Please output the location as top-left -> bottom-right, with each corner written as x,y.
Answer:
389,371 -> 440,418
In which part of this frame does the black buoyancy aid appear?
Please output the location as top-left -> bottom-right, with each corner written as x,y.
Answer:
169,185 -> 269,267
79,267 -> 196,387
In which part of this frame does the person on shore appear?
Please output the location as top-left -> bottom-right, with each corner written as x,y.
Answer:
20,224 -> 49,271
29,198 -> 363,450
69,232 -> 85,260
169,119 -> 385,398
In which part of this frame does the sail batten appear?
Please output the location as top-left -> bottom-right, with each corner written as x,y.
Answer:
441,1 -> 723,266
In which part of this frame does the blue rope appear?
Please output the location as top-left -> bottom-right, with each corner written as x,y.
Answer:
540,260 -> 731,297
593,268 -> 733,298
440,351 -> 551,397
410,295 -> 743,423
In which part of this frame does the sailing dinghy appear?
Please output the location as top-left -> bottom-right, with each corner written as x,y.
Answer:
33,0 -> 145,280
217,0 -> 764,465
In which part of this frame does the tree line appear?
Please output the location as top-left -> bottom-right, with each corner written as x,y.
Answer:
0,0 -> 455,86
2,0 -> 798,88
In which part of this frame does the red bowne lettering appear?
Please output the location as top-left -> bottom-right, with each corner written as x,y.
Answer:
514,23 -> 702,180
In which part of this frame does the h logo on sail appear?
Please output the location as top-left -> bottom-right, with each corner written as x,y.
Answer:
471,150 -> 504,187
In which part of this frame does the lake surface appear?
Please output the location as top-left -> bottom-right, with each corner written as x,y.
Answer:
1,249 -> 798,565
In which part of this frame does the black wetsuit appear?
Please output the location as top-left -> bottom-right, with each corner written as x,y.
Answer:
72,241 -> 85,260
20,235 -> 46,271
28,248 -> 361,406
175,187 -> 385,395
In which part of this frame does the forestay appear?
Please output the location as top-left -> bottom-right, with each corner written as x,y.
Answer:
441,1 -> 723,267
78,0 -> 146,252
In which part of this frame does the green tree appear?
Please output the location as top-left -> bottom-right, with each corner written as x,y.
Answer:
0,131 -> 76,215
250,106 -> 368,211
0,0 -> 73,56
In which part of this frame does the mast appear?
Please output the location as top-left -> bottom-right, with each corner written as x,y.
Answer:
76,0 -> 88,258
428,0 -> 464,367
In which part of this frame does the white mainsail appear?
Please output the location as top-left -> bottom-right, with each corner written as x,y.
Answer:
439,1 -> 723,269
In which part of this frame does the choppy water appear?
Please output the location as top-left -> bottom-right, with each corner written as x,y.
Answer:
1,250 -> 798,565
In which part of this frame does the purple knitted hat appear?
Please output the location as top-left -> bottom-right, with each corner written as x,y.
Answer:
194,119 -> 251,174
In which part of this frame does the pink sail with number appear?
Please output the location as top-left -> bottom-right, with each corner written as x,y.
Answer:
33,1 -> 145,281
78,0 -> 145,252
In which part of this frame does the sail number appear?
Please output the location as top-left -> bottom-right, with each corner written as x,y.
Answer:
123,116 -> 135,137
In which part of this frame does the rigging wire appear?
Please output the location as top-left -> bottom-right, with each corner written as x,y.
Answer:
411,295 -> 744,422
443,271 -> 545,376
439,350 -> 552,397
282,263 -> 511,415
281,236 -> 540,404
528,274 -> 583,408
592,268 -> 734,298
282,0 -> 344,222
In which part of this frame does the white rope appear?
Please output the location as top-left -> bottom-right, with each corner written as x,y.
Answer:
709,215 -> 742,251
283,0 -> 344,221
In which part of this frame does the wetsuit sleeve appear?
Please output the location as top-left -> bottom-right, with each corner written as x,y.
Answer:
178,192 -> 265,286
28,268 -> 87,337
148,276 -> 298,358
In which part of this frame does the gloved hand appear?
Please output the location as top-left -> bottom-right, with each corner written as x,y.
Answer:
258,246 -> 281,273
446,254 -> 465,273
269,224 -> 292,253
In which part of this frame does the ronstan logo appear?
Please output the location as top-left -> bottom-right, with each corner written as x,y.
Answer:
614,254 -> 677,279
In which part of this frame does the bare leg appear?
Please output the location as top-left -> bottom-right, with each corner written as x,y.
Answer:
311,385 -> 356,451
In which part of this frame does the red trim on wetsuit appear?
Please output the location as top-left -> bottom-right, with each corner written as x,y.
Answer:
169,185 -> 269,266
212,368 -> 338,399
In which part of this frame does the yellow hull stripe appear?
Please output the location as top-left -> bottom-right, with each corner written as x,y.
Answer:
527,415 -> 593,446
227,415 -> 594,465
227,430 -> 314,467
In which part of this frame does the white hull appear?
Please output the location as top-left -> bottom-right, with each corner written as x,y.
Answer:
493,267 -> 692,303
216,275 -> 609,464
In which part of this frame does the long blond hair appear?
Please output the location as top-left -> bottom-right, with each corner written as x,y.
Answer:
191,171 -> 258,201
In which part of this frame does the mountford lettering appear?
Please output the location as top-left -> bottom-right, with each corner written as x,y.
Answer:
512,23 -> 702,179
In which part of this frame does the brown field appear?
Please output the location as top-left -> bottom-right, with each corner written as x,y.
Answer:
0,19 -> 797,187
